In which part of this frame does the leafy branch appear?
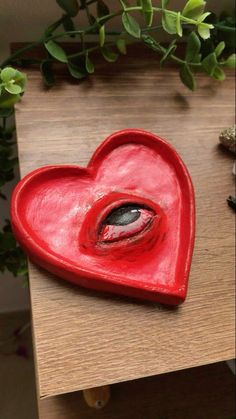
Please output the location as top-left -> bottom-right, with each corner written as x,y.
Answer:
0,0 -> 235,91
0,72 -> 28,280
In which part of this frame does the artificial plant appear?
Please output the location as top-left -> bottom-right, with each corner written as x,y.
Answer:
0,0 -> 235,279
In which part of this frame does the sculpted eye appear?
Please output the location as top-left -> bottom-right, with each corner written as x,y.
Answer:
100,204 -> 155,243
79,192 -> 165,256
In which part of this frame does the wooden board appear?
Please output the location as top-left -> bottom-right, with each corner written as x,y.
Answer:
39,362 -> 235,419
14,46 -> 235,398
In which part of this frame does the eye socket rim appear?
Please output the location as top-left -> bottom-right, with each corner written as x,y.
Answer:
79,191 -> 166,256
100,206 -> 155,243
102,204 -> 143,226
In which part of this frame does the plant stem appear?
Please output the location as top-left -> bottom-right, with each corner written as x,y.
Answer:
142,25 -> 163,33
3,117 -> 6,131
0,23 -> 166,68
45,15 -> 66,35
98,9 -> 126,24
1,39 -> 43,68
79,0 -> 97,10
152,7 -> 199,25
41,23 -> 164,42
67,42 -> 114,59
83,0 -> 94,25
124,5 -> 200,26
67,36 -> 201,69
48,30 -> 86,40
214,23 -> 235,32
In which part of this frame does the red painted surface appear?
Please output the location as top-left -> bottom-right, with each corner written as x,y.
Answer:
11,129 -> 195,305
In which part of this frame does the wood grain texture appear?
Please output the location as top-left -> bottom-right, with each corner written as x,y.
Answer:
39,362 -> 235,419
14,46 -> 235,398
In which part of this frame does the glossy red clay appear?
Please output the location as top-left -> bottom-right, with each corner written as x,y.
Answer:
11,129 -> 195,305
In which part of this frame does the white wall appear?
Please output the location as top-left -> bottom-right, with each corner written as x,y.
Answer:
0,0 -> 233,58
0,0 -> 234,312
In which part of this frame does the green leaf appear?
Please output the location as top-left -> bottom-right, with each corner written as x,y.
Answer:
142,34 -> 161,52
56,0 -> 79,17
85,52 -> 94,74
62,16 -> 76,35
44,40 -> 68,63
88,13 -> 97,27
186,32 -> 201,62
88,14 -> 96,26
0,108 -> 13,118
97,0 -> 110,18
99,25 -> 105,47
140,0 -> 153,27
212,66 -> 225,81
0,93 -> 20,109
67,62 -> 87,79
182,0 -> 206,19
0,157 -> 18,171
3,170 -> 15,182
179,64 -> 196,90
0,147 -> 10,159
162,11 -> 177,35
119,0 -> 126,9
101,46 -> 119,63
160,40 -> 176,67
13,70 -> 27,91
0,145 -> 12,156
202,52 -> 217,75
16,265 -> 28,277
116,38 -> 127,55
176,12 -> 183,36
216,21 -> 235,50
122,12 -> 141,39
45,18 -> 65,37
224,53 -> 236,68
4,83 -> 22,95
194,52 -> 202,63
161,0 -> 170,6
197,23 -> 213,39
214,41 -> 225,57
0,67 -> 16,82
0,232 -> 16,251
40,60 -> 55,87
197,11 -> 211,22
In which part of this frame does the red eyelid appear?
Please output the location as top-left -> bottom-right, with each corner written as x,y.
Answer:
79,192 -> 167,258
100,209 -> 154,242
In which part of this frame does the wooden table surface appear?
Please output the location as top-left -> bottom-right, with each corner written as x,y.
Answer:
14,46 -> 235,400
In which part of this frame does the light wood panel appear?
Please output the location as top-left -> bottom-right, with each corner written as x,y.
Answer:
14,46 -> 235,398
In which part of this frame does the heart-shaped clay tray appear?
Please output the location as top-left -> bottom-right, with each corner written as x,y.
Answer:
11,129 -> 195,305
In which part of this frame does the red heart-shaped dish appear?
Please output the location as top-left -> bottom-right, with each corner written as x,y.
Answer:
11,129 -> 195,305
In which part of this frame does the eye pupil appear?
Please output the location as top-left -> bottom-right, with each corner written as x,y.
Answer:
99,204 -> 156,243
104,205 -> 141,226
